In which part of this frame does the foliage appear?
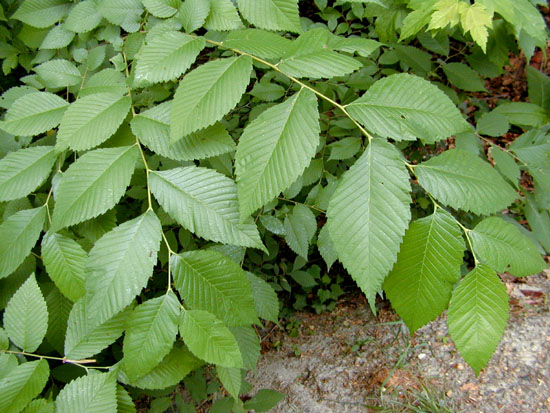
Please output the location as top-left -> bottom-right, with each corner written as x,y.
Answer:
0,0 -> 549,410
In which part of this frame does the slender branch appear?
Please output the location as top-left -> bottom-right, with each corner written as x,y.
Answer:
475,132 -> 527,166
161,231 -> 176,255
454,218 -> 479,265
166,241 -> 173,293
201,37 -> 374,143
423,193 -> 479,265
277,197 -> 325,214
76,64 -> 89,100
135,142 -> 153,211
122,49 -> 153,211
1,349 -> 96,365
162,231 -> 175,291
43,186 -> 54,225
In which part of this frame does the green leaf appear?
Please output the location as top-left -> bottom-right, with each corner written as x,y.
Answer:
317,225 -> 337,270
222,29 -> 292,59
346,74 -> 469,143
41,232 -> 87,302
328,137 -> 361,161
329,36 -> 381,57
34,59 -> 81,88
122,292 -> 180,381
238,0 -> 301,33
415,149 -> 518,215
97,0 -> 143,33
278,49 -> 362,79
57,93 -> 131,151
0,353 -> 17,380
171,56 -> 252,141
179,0 -> 210,33
0,207 -> 46,280
230,326 -> 260,371
217,366 -> 241,399
45,286 -> 73,354
118,345 -> 203,390
235,88 -> 320,219
134,32 -> 205,84
0,86 -> 39,111
116,385 -> 136,413
470,217 -> 546,277
476,112 -> 509,137
172,251 -> 258,326
85,211 -> 162,326
283,204 -> 317,259
525,195 -> 550,254
0,92 -> 68,136
447,265 -> 509,375
0,327 -> 8,351
50,146 -> 138,232
259,215 -> 285,236
526,66 -> 550,111
428,0 -> 463,30
327,139 -> 411,310
442,62 -> 486,92
417,32 -> 449,56
4,274 -> 48,352
394,45 -> 433,77
80,69 -> 127,97
478,0 -> 547,50
65,0 -> 103,33
459,2 -> 493,52
76,210 -> 118,244
150,167 -> 264,250
0,360 -> 49,413
492,102 -> 549,128
142,0 -> 179,17
0,256 -> 35,312
250,81 -> 285,102
12,0 -> 71,28
132,102 -> 235,161
0,147 -> 56,202
243,389 -> 285,412
179,309 -> 243,368
491,147 -> 520,188
509,129 -> 550,168
22,398 -> 54,413
204,0 -> 243,31
64,298 -> 132,359
56,370 -> 117,413
40,24 -> 74,50
245,272 -> 279,323
383,211 -> 464,333
400,0 -> 437,40
289,270 -> 316,288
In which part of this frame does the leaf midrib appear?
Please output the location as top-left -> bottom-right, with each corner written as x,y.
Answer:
178,255 -> 245,318
59,94 -> 127,141
53,146 -> 135,228
5,102 -> 68,125
0,149 -> 54,190
152,171 -> 253,242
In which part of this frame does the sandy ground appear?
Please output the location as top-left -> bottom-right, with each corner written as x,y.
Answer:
248,269 -> 550,412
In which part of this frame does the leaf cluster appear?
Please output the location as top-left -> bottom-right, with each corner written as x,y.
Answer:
0,0 -> 549,411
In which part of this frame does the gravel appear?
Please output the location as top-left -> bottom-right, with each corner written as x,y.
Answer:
247,270 -> 550,412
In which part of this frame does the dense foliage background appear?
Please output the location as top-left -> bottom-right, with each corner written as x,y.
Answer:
0,0 -> 549,411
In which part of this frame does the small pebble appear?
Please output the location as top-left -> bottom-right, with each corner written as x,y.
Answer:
418,353 -> 427,360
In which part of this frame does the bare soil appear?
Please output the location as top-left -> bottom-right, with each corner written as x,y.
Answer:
248,269 -> 550,412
